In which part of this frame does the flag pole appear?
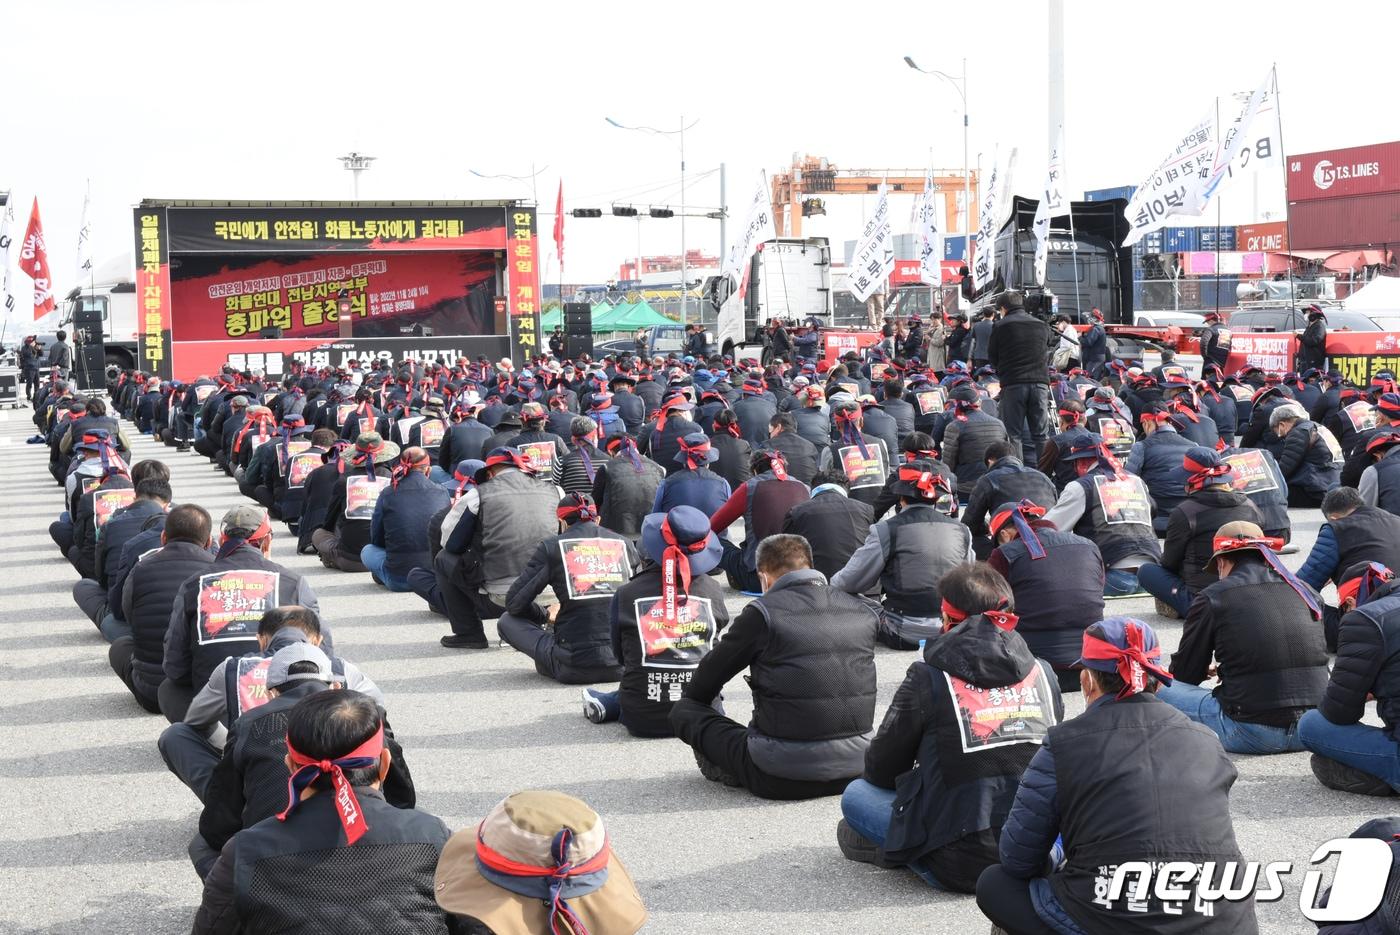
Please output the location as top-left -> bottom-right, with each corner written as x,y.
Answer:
1269,65 -> 1297,314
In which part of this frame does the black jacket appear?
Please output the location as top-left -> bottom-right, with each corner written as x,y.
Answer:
782,490 -> 874,579
865,615 -> 1062,888
505,521 -> 636,675
757,430 -> 819,486
962,456 -> 1057,538
1159,488 -> 1263,594
124,540 -> 216,698
987,309 -> 1051,385
1322,583 -> 1400,740
95,498 -> 166,587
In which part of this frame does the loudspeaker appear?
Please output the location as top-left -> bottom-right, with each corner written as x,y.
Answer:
74,304 -> 104,326
76,341 -> 107,391
564,333 -> 593,359
564,302 -> 592,328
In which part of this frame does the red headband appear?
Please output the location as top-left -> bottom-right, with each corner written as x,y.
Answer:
557,494 -> 598,524
660,517 -> 708,626
278,724 -> 385,846
897,465 -> 945,499
1079,622 -> 1171,698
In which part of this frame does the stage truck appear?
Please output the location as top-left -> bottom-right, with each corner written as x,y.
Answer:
130,200 -> 542,382
707,236 -> 881,365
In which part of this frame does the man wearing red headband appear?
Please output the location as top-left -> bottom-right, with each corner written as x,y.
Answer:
163,505 -> 320,723
360,447 -> 450,593
1123,402 -> 1195,535
672,533 -> 878,799
987,500 -> 1105,692
434,446 -> 560,649
498,493 -> 637,685
710,449 -> 811,594
708,410 -> 754,490
313,432 -> 399,573
1136,446 -> 1263,620
192,690 -> 453,933
592,435 -> 666,543
1158,521 -> 1328,754
832,459 -> 972,650
938,385 -> 1010,501
652,432 -> 733,518
581,506 -> 729,736
817,399 -> 890,507
962,440 -> 1056,556
1338,390 -> 1400,488
755,412 -> 819,486
1300,561 -> 1400,796
1358,426 -> 1400,512
840,563 -> 1062,891
979,616 -> 1256,935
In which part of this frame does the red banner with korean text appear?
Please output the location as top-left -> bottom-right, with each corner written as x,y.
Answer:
93,488 -> 136,533
169,251 -> 498,342
559,538 -> 630,600
196,570 -> 279,644
133,208 -> 174,380
235,656 -> 273,716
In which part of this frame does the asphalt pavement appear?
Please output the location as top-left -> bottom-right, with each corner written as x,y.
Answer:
0,402 -> 1391,934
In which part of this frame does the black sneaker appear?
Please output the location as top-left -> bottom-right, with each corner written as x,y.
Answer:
440,634 -> 490,649
837,819 -> 879,864
694,752 -> 741,787
1154,598 -> 1181,621
1310,754 -> 1397,796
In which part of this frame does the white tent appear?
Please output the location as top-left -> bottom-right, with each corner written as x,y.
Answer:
1345,276 -> 1400,311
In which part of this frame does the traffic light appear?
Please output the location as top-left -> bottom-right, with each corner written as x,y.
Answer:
572,208 -> 602,218
649,207 -> 674,218
612,205 -> 639,217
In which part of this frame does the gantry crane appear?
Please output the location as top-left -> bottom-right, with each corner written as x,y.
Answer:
770,154 -> 977,239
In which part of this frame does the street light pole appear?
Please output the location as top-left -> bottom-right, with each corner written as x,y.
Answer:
904,56 -> 970,259
468,164 -> 548,204
338,152 -> 377,199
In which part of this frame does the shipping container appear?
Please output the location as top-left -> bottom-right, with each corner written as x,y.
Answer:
1163,227 -> 1199,253
1197,277 -> 1238,310
1287,140 -> 1400,203
1288,192 -> 1400,250
1198,226 -> 1237,251
1086,185 -> 1135,202
1236,221 -> 1288,253
1135,230 -> 1165,255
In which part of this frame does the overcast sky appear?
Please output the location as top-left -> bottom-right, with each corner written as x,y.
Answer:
3,0 -> 1398,333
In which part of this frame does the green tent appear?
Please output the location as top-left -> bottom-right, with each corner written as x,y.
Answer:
540,306 -> 563,330
606,300 -> 674,330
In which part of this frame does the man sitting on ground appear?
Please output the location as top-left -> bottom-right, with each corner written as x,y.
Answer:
962,440 -> 1057,559
671,534 -> 878,800
838,563 -> 1063,891
1161,521 -> 1329,754
361,446 -> 449,592
1298,486 -> 1400,650
499,493 -> 637,685
781,470 -> 874,580
709,449 -> 810,593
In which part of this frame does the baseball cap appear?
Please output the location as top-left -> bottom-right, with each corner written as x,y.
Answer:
266,642 -> 334,690
222,504 -> 270,539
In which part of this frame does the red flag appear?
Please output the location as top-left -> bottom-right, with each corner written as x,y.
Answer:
17,198 -> 56,320
553,181 -> 565,269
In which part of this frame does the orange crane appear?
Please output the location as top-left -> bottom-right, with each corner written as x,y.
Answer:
770,154 -> 977,239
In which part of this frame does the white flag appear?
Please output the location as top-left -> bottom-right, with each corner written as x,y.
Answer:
972,148 -> 1017,292
846,187 -> 893,302
918,164 -> 943,286
1033,127 -> 1067,287
76,182 -> 93,280
0,194 -> 14,317
1121,112 -> 1217,246
722,171 -> 777,286
1204,68 -> 1280,203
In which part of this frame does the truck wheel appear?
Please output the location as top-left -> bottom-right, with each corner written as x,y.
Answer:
104,351 -> 132,384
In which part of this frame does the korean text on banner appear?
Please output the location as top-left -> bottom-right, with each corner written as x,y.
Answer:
0,195 -> 13,316
1122,114 -> 1216,247
132,207 -> 174,380
506,207 -> 541,367
722,172 -> 777,287
1203,68 -> 1279,205
919,163 -> 944,287
972,149 -> 1017,292
1033,128 -> 1068,287
846,187 -> 894,302
18,198 -> 56,320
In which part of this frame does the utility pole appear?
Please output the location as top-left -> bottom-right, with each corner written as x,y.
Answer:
338,152 -> 376,199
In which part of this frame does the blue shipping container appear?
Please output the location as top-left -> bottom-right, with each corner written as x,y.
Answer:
1198,227 -> 1237,251
1163,227 -> 1199,252
1086,185 -> 1136,202
1137,230 -> 1165,254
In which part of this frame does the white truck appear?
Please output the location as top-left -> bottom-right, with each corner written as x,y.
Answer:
707,237 -> 832,361
59,254 -> 139,382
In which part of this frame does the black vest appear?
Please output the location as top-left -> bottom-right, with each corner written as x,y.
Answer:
1198,562 -> 1330,725
126,541 -> 216,696
1050,694 -> 1254,935
1329,506 -> 1400,582
740,474 -> 810,570
227,683 -> 329,830
597,455 -> 664,539
748,571 -> 877,741
999,529 -> 1105,666
543,523 -> 631,671
474,469 -> 559,588
783,491 -> 873,579
1072,473 -> 1161,568
878,506 -> 971,615
1173,489 -> 1264,593
232,791 -> 450,934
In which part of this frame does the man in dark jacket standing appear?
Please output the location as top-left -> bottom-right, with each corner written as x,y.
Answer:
1078,307 -> 1108,374
498,493 -> 636,684
782,471 -> 873,579
108,504 -> 214,714
191,690 -> 453,934
361,447 -> 450,591
1298,304 -> 1328,372
977,617 -> 1257,935
987,292 -> 1051,461
671,534 -> 878,800
1300,562 -> 1400,796
1137,447 -> 1264,619
1160,521 -> 1329,754
838,563 -> 1062,891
